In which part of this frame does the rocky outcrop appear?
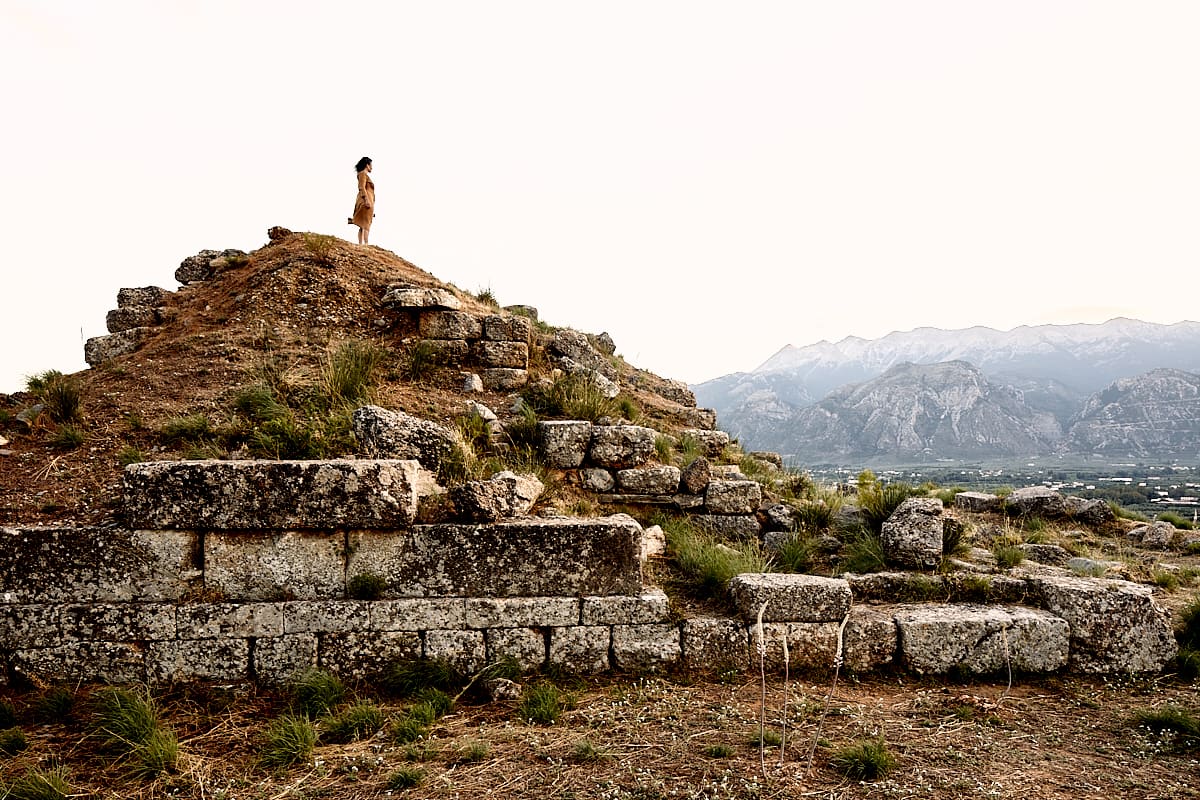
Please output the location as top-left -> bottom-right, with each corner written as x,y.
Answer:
175,248 -> 248,284
1066,368 -> 1200,457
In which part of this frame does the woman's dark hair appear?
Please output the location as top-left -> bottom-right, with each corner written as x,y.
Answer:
355,156 -> 372,173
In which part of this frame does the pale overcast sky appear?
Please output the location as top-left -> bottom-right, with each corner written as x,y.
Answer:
2,1 -> 1198,393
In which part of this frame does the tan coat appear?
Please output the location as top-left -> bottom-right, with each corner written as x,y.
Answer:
352,170 -> 375,227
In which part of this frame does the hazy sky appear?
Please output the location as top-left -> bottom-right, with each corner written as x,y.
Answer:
2,1 -> 1198,393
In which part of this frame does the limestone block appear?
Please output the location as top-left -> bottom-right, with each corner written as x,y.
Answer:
124,459 -> 438,530
681,408 -> 718,430
205,531 -> 345,601
487,628 -> 546,671
846,572 -> 946,603
881,497 -> 944,570
756,622 -> 839,671
1131,521 -> 1179,549
0,527 -> 198,603
479,368 -> 528,390
482,314 -> 533,342
465,597 -> 580,628
176,603 -> 284,638
954,492 -> 1002,513
13,642 -> 146,684
472,340 -> 528,369
588,425 -> 658,469
118,286 -> 170,308
581,591 -> 671,625
681,429 -> 730,459
175,249 -> 221,283
424,629 -> 485,674
1005,487 -> 1067,518
641,524 -> 665,559
370,599 -> 468,631
612,624 -> 681,672
704,480 -> 762,515
549,626 -> 610,673
679,457 -> 712,495
616,466 -> 681,495
538,421 -> 592,468
692,514 -> 761,539
106,306 -> 159,333
842,606 -> 898,673
421,339 -> 469,365
283,601 -> 370,633
382,286 -> 461,310
62,603 -> 176,642
1064,496 -> 1115,526
760,504 -> 796,534
729,573 -> 852,623
894,604 -> 1069,675
1028,575 -> 1178,673
85,327 -> 150,365
1019,544 -> 1073,567
451,471 -> 544,522
463,372 -> 484,393
351,515 -> 644,597
148,638 -> 251,683
581,468 -> 614,492
320,631 -> 421,680
254,634 -> 317,684
419,310 -> 482,340
0,605 -> 62,649
681,617 -> 748,671
351,405 -> 458,467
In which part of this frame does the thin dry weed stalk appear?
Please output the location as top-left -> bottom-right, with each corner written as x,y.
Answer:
806,602 -> 852,779
754,600 -> 768,778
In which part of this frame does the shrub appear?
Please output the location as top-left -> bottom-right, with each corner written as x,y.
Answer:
665,518 -> 771,602
323,701 -> 386,743
3,766 -> 72,800
347,572 -> 387,600
830,738 -> 896,780
385,767 -> 426,790
775,532 -> 820,574
301,233 -> 338,264
26,370 -> 83,424
287,668 -> 346,718
992,543 -> 1025,570
159,414 -> 214,445
259,714 -> 317,768
1157,511 -> 1195,531
933,487 -> 964,506
0,726 -> 29,756
321,339 -> 386,407
32,686 -> 75,723
518,682 -> 573,726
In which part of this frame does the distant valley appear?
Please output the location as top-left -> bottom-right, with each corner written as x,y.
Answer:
693,319 -> 1200,465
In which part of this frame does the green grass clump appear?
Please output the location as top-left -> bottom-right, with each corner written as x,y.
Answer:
385,767 -> 426,790
246,414 -> 324,459
663,517 -> 771,602
474,286 -> 498,306
32,687 -> 74,724
0,700 -> 15,728
322,701 -> 386,743
830,738 -> 896,780
0,726 -> 29,756
615,395 -> 641,422
1179,597 -> 1200,649
521,373 -> 616,422
2,766 -> 72,800
321,339 -> 386,407
840,529 -> 888,574
571,738 -> 609,763
454,739 -> 491,763
517,682 -> 574,726
703,743 -> 735,758
301,232 -> 339,264
287,667 -> 346,718
1108,500 -> 1149,522
992,543 -> 1025,570
232,384 -> 289,423
128,727 -> 180,780
380,659 -> 464,698
774,532 -> 820,574
117,446 -> 146,466
91,687 -> 177,778
159,414 -> 214,445
793,498 -> 840,533
403,341 -> 443,382
1175,647 -> 1200,681
48,424 -> 86,449
347,572 -> 387,600
259,714 -> 317,768
654,435 -> 673,463
942,520 -> 972,557
26,370 -> 83,424
858,481 -> 922,534
389,716 -> 429,745
1157,511 -> 1195,530
1133,705 -> 1200,751
1152,570 -> 1180,592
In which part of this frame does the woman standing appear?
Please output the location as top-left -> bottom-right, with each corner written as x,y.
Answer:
349,156 -> 374,244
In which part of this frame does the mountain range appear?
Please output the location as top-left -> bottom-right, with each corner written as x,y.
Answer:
693,319 -> 1200,464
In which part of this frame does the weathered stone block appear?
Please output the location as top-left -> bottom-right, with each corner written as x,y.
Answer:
537,421 -> 592,469
581,468 -> 614,492
588,425 -> 658,469
85,327 -> 149,365
681,429 -> 729,459
729,573 -> 852,623
1064,496 -> 1116,526
482,314 -> 532,342
465,597 -> 580,628
205,531 -> 345,601
320,631 -> 421,679
894,604 -> 1069,675
283,601 -> 370,633
254,634 -> 317,684
581,591 -> 670,625
419,310 -> 482,340
352,406 -> 459,470
148,639 -> 251,683
421,338 -> 469,365
0,527 -> 199,603
612,624 -> 681,672
846,572 -> 947,603
487,628 -> 546,671
679,457 -> 712,495
704,481 -> 762,515
369,599 -> 468,631
350,515 -> 644,597
681,408 -> 718,430
681,617 -> 748,671
1028,575 -> 1178,673
549,626 -> 610,673
451,471 -> 543,522
472,340 -> 528,369
13,642 -> 146,684
106,306 -> 159,333
382,286 -> 461,310
1005,487 -> 1067,518
0,605 -> 62,649
842,606 -> 898,673
1131,521 -> 1179,550
118,286 -> 170,308
954,492 -> 1002,513
177,603 -> 284,638
1019,544 -> 1073,567
881,497 -> 944,570
424,629 -> 485,674
62,603 -> 176,642
692,514 -> 761,539
124,459 -> 437,529
616,466 -> 681,495
756,622 -> 839,671
480,368 -> 528,390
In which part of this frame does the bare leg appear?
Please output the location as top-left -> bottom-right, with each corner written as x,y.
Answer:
360,224 -> 370,245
